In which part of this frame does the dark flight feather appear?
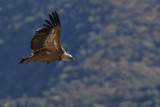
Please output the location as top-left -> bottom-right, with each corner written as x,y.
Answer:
52,11 -> 60,26
45,20 -> 53,27
43,24 -> 50,28
49,14 -> 55,26
54,11 -> 60,25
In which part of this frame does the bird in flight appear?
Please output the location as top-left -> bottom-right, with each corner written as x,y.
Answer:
19,11 -> 74,64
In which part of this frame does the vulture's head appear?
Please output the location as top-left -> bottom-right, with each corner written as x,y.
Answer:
61,53 -> 74,61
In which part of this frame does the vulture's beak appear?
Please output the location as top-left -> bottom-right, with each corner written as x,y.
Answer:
71,57 -> 75,61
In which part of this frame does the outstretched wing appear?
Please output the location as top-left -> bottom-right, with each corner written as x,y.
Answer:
31,11 -> 62,54
30,28 -> 52,51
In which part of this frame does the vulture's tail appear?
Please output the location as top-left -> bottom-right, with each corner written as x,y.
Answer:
19,57 -> 34,64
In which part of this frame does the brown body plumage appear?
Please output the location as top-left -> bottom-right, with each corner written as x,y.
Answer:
19,11 -> 74,64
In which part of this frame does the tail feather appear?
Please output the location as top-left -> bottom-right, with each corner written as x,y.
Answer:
19,58 -> 28,64
19,57 -> 35,64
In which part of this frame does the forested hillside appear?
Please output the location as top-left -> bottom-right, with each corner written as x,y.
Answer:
0,0 -> 160,107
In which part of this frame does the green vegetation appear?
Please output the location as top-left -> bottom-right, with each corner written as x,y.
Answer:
0,7 -> 3,12
0,39 -> 4,44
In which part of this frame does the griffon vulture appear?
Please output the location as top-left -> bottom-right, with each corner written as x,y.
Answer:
19,11 -> 74,64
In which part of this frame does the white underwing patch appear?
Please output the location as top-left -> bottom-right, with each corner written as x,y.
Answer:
36,28 -> 42,32
44,29 -> 53,46
54,40 -> 58,50
46,51 -> 51,54
43,28 -> 59,50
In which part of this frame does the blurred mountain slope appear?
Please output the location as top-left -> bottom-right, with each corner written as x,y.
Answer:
0,0 -> 160,107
